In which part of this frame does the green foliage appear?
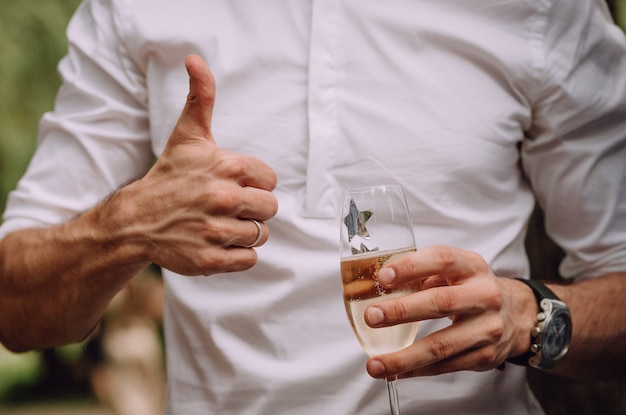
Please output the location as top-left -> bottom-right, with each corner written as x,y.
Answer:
0,348 -> 41,401
619,1 -> 626,29
0,0 -> 82,210
0,0 -> 84,400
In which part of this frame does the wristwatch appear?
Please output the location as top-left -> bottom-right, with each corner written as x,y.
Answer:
506,279 -> 572,369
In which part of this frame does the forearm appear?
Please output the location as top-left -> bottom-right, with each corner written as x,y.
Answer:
547,272 -> 626,379
0,189 -> 149,352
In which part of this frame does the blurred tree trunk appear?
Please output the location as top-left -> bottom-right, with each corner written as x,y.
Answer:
606,0 -> 617,17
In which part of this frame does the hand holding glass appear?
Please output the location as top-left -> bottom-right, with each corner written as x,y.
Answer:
340,185 -> 418,415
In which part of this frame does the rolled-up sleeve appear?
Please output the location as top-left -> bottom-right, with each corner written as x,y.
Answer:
522,0 -> 626,280
0,0 -> 153,238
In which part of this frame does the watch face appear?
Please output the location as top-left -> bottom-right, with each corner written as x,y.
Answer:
542,310 -> 572,361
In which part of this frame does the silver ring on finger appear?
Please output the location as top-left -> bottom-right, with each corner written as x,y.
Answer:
244,218 -> 263,248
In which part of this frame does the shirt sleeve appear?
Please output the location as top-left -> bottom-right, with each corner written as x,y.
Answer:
521,0 -> 626,280
0,0 -> 153,238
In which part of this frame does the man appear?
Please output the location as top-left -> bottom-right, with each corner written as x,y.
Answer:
1,0 -> 625,414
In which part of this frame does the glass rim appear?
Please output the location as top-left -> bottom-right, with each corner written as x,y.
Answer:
341,183 -> 406,195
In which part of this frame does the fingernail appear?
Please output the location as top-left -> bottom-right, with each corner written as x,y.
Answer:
366,307 -> 385,326
368,359 -> 386,377
378,267 -> 396,285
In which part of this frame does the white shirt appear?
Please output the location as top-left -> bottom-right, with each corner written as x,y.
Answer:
2,0 -> 626,414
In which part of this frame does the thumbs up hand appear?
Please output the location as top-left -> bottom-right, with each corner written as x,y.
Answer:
123,55 -> 278,276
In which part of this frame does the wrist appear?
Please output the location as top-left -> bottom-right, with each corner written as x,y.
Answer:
507,277 -> 539,358
79,183 -> 153,267
506,279 -> 572,369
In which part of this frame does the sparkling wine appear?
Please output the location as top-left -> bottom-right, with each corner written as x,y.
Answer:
341,247 -> 418,356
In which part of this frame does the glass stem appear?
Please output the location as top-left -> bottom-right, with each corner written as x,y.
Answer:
386,376 -> 400,415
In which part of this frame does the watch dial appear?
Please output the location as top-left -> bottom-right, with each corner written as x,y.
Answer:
542,311 -> 572,360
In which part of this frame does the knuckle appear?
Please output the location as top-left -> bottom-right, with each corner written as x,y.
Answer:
228,254 -> 257,271
259,224 -> 271,245
432,289 -> 457,316
475,346 -> 499,370
432,245 -> 456,270
487,284 -> 504,309
383,353 -> 410,375
487,319 -> 504,342
191,252 -> 226,274
269,171 -> 278,190
205,183 -> 243,214
465,250 -> 486,268
192,250 -> 256,274
269,197 -> 279,217
200,218 -> 229,244
387,300 -> 410,322
215,151 -> 246,178
256,193 -> 279,221
428,338 -> 455,361
461,250 -> 491,279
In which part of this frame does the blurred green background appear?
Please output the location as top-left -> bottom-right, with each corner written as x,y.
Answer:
0,1 -> 91,410
0,0 -> 83,211
0,0 -> 625,413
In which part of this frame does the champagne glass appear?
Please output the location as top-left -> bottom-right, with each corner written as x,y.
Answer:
340,184 -> 418,415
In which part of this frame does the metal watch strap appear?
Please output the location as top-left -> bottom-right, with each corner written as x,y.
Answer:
506,278 -> 559,366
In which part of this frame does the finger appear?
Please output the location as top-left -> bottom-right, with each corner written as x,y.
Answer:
377,245 -> 488,287
200,179 -> 278,224
154,240 -> 260,276
198,247 -> 259,274
198,215 -> 270,250
365,281 -> 501,328
366,316 -> 504,378
372,347 -> 501,379
203,147 -> 277,193
171,54 -> 217,145
240,167 -> 278,193
237,186 -> 279,221
238,219 -> 270,249
227,151 -> 278,192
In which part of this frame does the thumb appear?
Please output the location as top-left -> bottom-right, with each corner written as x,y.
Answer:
173,54 -> 217,144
